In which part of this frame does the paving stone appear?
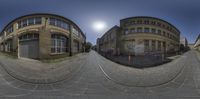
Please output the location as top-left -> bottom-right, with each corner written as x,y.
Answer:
0,51 -> 199,99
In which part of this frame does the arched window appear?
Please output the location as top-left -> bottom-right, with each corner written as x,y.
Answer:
51,34 -> 68,54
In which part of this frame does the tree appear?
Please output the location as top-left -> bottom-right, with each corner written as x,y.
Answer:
180,44 -> 186,52
85,42 -> 92,52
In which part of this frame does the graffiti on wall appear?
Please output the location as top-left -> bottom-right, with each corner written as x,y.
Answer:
125,40 -> 144,55
134,40 -> 144,55
125,41 -> 135,54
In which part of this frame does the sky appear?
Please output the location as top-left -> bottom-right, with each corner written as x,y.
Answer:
0,0 -> 200,45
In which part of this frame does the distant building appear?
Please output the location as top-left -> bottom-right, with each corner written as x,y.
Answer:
97,26 -> 121,55
180,37 -> 188,47
96,38 -> 100,52
0,13 -> 86,59
97,16 -> 180,56
180,37 -> 189,51
188,44 -> 194,50
194,34 -> 200,51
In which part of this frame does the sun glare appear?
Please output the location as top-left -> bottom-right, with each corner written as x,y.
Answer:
92,21 -> 106,32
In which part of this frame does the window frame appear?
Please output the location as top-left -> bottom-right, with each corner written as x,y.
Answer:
51,34 -> 68,54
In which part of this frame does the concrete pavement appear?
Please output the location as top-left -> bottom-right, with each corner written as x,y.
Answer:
0,50 -> 200,98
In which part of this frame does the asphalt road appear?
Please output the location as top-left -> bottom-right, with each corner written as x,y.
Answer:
0,50 -> 200,99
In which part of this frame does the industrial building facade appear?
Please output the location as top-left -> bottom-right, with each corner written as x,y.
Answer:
0,13 -> 86,59
194,34 -> 200,51
97,26 -> 120,55
180,37 -> 188,47
97,16 -> 180,56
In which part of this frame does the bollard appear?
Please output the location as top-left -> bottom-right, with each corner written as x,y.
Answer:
128,54 -> 131,64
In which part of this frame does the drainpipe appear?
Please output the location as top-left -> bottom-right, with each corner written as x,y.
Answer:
45,17 -> 48,28
69,25 -> 73,56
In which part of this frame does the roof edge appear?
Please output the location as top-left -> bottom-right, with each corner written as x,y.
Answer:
120,16 -> 180,34
0,13 -> 86,38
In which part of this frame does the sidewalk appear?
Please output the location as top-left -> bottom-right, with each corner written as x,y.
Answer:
195,50 -> 200,62
101,53 -> 172,68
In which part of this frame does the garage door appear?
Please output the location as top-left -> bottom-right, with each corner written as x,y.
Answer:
19,34 -> 39,59
19,40 -> 39,59
73,41 -> 79,53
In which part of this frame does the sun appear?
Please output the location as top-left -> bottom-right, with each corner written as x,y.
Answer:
92,21 -> 106,32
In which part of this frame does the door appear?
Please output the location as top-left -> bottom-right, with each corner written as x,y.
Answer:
20,43 -> 29,58
19,40 -> 39,59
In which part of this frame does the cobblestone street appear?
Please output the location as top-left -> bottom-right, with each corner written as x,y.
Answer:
0,50 -> 200,99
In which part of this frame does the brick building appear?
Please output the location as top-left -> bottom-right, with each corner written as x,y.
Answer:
0,13 -> 86,59
97,16 -> 180,56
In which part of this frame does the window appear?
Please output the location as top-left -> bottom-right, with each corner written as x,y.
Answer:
152,40 -> 156,51
72,26 -> 80,36
33,34 -> 39,39
144,20 -> 149,24
49,18 -> 56,25
167,26 -> 170,30
131,28 -> 135,33
131,21 -> 135,25
62,22 -> 69,29
18,21 -> 22,29
167,33 -> 170,38
35,17 -> 42,24
49,18 -> 69,30
157,22 -> 161,26
111,33 -> 115,39
57,20 -> 62,27
22,19 -> 28,27
162,41 -> 165,46
158,41 -> 161,51
144,40 -> 150,52
144,28 -> 150,33
170,34 -> 172,39
6,25 -> 13,33
170,27 -> 172,31
28,18 -> 34,25
28,34 -> 32,39
157,30 -> 161,35
19,33 -> 39,41
17,17 -> 42,29
137,20 -> 142,24
125,22 -> 131,26
5,39 -> 12,52
124,29 -> 129,35
151,21 -> 156,25
51,34 -> 68,54
163,31 -> 166,36
137,27 -> 142,32
151,28 -> 156,33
